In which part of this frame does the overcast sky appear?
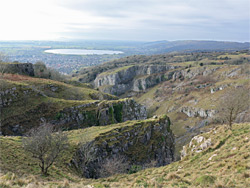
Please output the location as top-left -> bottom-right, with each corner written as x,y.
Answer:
0,0 -> 249,41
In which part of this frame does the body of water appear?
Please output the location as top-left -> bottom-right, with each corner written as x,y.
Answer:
44,49 -> 124,55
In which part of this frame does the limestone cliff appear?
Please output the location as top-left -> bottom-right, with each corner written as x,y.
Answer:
71,115 -> 175,178
94,65 -> 177,96
54,98 -> 147,130
180,107 -> 217,118
1,96 -> 146,135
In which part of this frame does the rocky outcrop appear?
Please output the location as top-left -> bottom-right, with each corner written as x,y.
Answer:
71,115 -> 175,178
94,65 -> 176,95
1,97 -> 147,135
0,86 -> 45,108
181,135 -> 212,159
55,98 -> 147,129
94,65 -> 222,96
172,66 -> 220,81
0,87 -> 18,107
180,106 -> 216,118
210,84 -> 230,94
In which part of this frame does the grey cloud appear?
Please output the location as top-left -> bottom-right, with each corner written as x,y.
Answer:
56,0 -> 250,41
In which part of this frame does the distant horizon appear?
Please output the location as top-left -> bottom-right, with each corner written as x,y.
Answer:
0,39 -> 249,43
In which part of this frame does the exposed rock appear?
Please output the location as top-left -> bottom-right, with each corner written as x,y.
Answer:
235,109 -> 250,123
225,68 -> 241,77
181,135 -> 212,159
208,154 -> 217,161
56,98 -> 147,129
180,106 -> 216,118
71,115 -> 175,179
1,98 -> 147,135
94,65 -> 177,96
172,66 -> 220,81
210,84 -> 230,94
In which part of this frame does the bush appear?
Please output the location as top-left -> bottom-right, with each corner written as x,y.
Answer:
128,165 -> 142,174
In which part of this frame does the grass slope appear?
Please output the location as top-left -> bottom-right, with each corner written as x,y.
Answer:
0,123 -> 249,187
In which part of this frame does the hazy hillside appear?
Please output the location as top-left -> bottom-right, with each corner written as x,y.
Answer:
1,40 -> 249,74
139,40 -> 250,54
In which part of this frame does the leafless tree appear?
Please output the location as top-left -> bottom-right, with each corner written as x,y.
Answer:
22,124 -> 68,175
99,155 -> 129,178
0,63 -> 8,77
0,53 -> 9,77
0,53 -> 9,63
217,86 -> 249,128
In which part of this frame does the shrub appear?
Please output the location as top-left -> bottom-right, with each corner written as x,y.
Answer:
128,165 -> 142,174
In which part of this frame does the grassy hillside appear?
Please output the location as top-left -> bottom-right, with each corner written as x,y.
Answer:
0,73 -> 128,135
73,50 -> 249,83
1,50 -> 249,187
135,63 -> 249,157
0,121 -> 139,178
79,50 -> 249,158
0,117 -> 170,186
1,74 -> 116,101
0,123 -> 249,187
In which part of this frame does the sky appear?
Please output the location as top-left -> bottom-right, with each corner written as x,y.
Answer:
0,0 -> 249,41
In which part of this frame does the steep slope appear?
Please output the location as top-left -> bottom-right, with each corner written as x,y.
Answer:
86,123 -> 250,188
0,116 -> 174,183
72,115 -> 174,178
0,123 -> 248,187
94,65 -> 177,96
0,74 -> 146,135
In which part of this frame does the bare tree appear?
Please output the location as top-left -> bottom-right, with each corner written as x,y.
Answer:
217,86 -> 249,128
99,155 -> 129,178
22,124 -> 68,175
0,53 -> 9,63
0,63 -> 8,77
0,53 -> 9,77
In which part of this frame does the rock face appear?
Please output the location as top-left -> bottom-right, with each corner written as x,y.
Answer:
180,106 -> 216,118
1,96 -> 147,135
172,66 -> 220,81
71,115 -> 175,179
94,65 -> 176,95
55,98 -> 147,129
3,63 -> 34,76
181,135 -> 212,159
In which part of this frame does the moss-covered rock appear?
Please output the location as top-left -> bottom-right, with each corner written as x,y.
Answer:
1,92 -> 147,135
71,115 -> 175,178
55,98 -> 147,130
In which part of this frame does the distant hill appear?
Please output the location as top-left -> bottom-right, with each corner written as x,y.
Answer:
138,40 -> 250,54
